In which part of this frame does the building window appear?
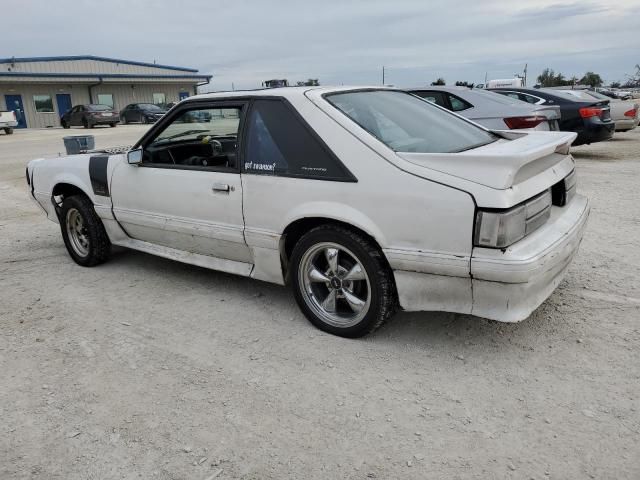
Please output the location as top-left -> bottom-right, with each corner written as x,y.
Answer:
97,94 -> 114,108
33,95 -> 54,113
153,93 -> 166,107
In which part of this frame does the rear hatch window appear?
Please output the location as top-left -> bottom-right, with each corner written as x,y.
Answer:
326,90 -> 497,154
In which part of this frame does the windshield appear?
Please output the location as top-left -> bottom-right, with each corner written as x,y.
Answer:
139,103 -> 164,111
327,90 -> 496,153
88,104 -> 112,111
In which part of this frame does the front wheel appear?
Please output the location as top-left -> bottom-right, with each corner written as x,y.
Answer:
110,123 -> 117,128
60,195 -> 111,267
290,225 -> 396,338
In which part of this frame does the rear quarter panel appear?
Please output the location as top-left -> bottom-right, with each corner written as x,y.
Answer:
242,94 -> 476,263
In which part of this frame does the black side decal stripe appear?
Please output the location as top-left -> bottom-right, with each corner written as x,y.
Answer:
89,156 -> 110,197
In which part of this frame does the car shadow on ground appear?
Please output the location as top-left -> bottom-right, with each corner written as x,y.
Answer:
108,247 -> 549,353
571,150 -> 619,161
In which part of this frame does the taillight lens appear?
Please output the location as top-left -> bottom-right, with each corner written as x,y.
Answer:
12,111 -> 16,121
474,190 -> 552,248
503,116 -> 546,129
579,107 -> 603,118
624,108 -> 637,118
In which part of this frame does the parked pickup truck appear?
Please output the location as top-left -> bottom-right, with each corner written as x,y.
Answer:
0,110 -> 17,134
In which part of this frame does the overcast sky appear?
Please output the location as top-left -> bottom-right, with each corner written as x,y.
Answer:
7,0 -> 640,90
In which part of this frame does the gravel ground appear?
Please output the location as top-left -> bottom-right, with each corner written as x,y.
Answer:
1,126 -> 639,480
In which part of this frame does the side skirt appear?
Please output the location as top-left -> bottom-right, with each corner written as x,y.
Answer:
112,237 -> 254,277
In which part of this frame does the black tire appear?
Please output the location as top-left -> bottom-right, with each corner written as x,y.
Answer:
59,195 -> 111,267
290,224 -> 396,338
142,116 -> 149,124
61,120 -> 70,129
121,116 -> 127,125
110,123 -> 117,128
4,127 -> 13,135
82,119 -> 89,129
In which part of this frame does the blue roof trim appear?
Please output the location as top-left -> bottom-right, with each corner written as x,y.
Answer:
0,55 -> 200,73
0,72 -> 212,81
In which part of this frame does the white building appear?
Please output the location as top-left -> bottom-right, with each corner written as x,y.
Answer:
0,55 -> 212,129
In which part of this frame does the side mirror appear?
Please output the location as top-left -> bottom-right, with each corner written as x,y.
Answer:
127,148 -> 143,165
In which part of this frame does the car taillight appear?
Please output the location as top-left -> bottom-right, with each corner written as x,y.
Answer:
474,190 -> 552,248
624,108 -> 637,118
503,116 -> 546,129
579,107 -> 603,118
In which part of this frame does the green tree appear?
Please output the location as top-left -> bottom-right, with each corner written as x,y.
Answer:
431,77 -> 446,86
610,81 -> 621,89
537,68 -> 572,87
579,72 -> 603,87
296,78 -> 320,86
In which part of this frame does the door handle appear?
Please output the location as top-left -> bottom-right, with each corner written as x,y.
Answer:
212,183 -> 232,192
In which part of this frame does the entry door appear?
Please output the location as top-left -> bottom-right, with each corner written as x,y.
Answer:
4,95 -> 27,128
55,94 -> 72,118
110,102 -> 251,263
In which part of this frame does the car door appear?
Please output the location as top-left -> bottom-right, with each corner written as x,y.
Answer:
73,106 -> 85,125
110,101 -> 251,264
121,105 -> 132,122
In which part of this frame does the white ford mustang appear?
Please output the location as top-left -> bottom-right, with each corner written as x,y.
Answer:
27,87 -> 589,337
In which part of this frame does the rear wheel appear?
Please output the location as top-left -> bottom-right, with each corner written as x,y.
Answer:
290,225 -> 396,337
4,127 -> 13,135
110,123 -> 116,128
121,115 -> 127,125
60,195 -> 111,267
61,120 -> 69,129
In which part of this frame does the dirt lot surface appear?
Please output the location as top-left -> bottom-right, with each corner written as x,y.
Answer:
1,126 -> 639,480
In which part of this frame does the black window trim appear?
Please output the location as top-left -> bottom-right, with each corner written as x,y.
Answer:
133,99 -> 249,174
240,96 -> 357,183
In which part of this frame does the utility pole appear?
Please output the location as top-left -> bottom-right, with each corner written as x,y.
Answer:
232,82 -> 235,91
523,63 -> 528,86
382,66 -> 385,86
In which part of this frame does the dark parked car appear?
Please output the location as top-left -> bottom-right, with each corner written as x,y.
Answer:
61,104 -> 119,129
120,103 -> 167,124
489,88 -> 614,145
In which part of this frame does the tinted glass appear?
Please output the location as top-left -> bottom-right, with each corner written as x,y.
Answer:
328,90 -> 496,153
244,99 -> 351,180
33,95 -> 54,113
413,91 -> 447,108
448,94 -> 472,111
139,103 -> 163,111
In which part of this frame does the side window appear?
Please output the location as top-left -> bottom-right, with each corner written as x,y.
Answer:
143,105 -> 242,169
413,91 -> 448,109
519,93 -> 539,104
447,94 -> 472,112
504,92 -> 521,101
244,99 -> 353,181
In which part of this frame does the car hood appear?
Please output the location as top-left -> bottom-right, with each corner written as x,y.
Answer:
396,130 -> 577,190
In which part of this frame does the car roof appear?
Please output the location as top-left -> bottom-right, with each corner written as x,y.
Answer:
184,86 -> 394,102
407,86 -> 472,92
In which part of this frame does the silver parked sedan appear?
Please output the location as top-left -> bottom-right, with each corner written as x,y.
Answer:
408,86 -> 561,131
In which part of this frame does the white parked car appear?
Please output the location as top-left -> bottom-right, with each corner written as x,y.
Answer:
27,87 -> 589,337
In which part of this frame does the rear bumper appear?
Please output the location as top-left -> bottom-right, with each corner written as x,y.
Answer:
392,195 -> 590,322
91,117 -> 120,124
470,194 -> 589,321
615,118 -> 639,131
573,121 -> 614,145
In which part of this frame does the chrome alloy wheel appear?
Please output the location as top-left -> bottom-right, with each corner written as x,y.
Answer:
298,242 -> 371,328
66,208 -> 90,257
